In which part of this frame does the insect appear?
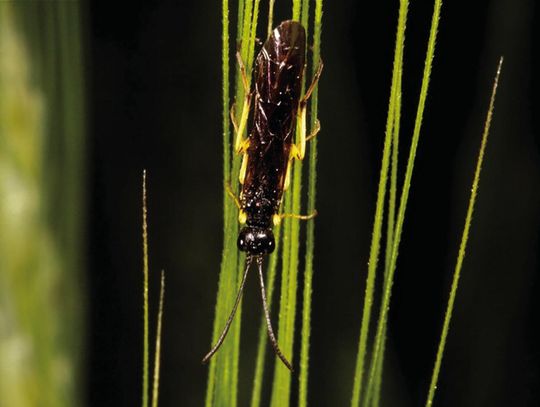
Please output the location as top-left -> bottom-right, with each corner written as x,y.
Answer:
202,20 -> 322,371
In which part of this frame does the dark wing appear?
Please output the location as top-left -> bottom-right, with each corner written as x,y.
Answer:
253,20 -> 306,139
241,21 -> 307,216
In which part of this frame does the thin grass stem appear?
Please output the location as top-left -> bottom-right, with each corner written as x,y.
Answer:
270,3 -> 312,405
365,1 -> 442,404
292,0 -> 301,22
350,1 -> 408,405
206,1 -> 261,405
270,193 -> 293,407
267,0 -> 275,38
365,30 -> 404,407
299,1 -> 323,406
142,170 -> 149,407
250,225 -> 282,407
151,271 -> 166,407
425,57 -> 503,407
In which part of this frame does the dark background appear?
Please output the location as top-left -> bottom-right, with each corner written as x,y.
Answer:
87,0 -> 539,406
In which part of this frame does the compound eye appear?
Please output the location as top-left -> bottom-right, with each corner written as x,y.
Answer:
257,229 -> 275,254
237,228 -> 254,252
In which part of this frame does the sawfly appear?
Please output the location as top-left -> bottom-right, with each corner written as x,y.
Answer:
203,20 -> 323,372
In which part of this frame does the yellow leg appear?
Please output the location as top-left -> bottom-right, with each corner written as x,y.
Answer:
290,61 -> 323,161
306,119 -> 321,142
236,51 -> 250,92
233,51 -> 252,154
291,106 -> 321,160
301,60 -> 323,105
225,182 -> 242,209
285,118 -> 320,189
233,94 -> 252,154
230,102 -> 239,134
273,210 -> 318,226
275,62 -> 324,226
225,181 -> 247,224
225,182 -> 247,224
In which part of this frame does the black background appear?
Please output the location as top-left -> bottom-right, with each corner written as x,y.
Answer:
87,0 -> 539,406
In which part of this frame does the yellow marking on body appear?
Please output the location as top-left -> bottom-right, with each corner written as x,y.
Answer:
238,210 -> 247,224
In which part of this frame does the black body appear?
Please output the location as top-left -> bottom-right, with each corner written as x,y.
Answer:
204,20 -> 308,372
238,20 -> 306,255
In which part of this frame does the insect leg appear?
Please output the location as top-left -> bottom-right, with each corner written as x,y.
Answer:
225,182 -> 242,209
233,95 -> 252,154
256,256 -> 293,371
273,210 -> 318,226
291,61 -> 324,160
233,51 -> 252,154
230,102 -> 239,134
283,113 -> 319,190
306,119 -> 321,142
225,181 -> 247,223
202,256 -> 253,365
301,60 -> 324,105
236,51 -> 250,93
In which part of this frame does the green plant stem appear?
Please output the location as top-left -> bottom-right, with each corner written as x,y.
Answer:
267,0 -> 275,37
231,2 -> 260,404
425,57 -> 503,407
206,1 -> 261,405
292,0 -> 301,21
250,225 -> 282,407
270,195 -> 295,407
366,1 -> 442,404
223,0 -> 231,223
205,0 -> 234,405
247,0 -> 261,67
301,0 -> 309,29
151,271 -> 165,407
271,4 -> 312,406
142,170 -> 149,407
365,36 -> 404,407
350,2 -> 408,406
237,0 -> 245,45
298,1 -> 323,406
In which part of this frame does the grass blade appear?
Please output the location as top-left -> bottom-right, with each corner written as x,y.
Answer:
270,2 -> 317,405
204,0 -> 233,404
267,0 -> 275,38
205,1 -> 261,405
151,271 -> 166,407
367,56 -> 403,407
350,1 -> 408,405
364,0 -> 443,404
299,1 -> 323,406
270,183 -> 296,407
425,57 -> 504,407
250,225 -> 282,407
142,171 -> 150,407
0,3 -> 85,406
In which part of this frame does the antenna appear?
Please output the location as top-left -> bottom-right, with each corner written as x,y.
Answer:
202,256 -> 253,364
256,256 -> 293,371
